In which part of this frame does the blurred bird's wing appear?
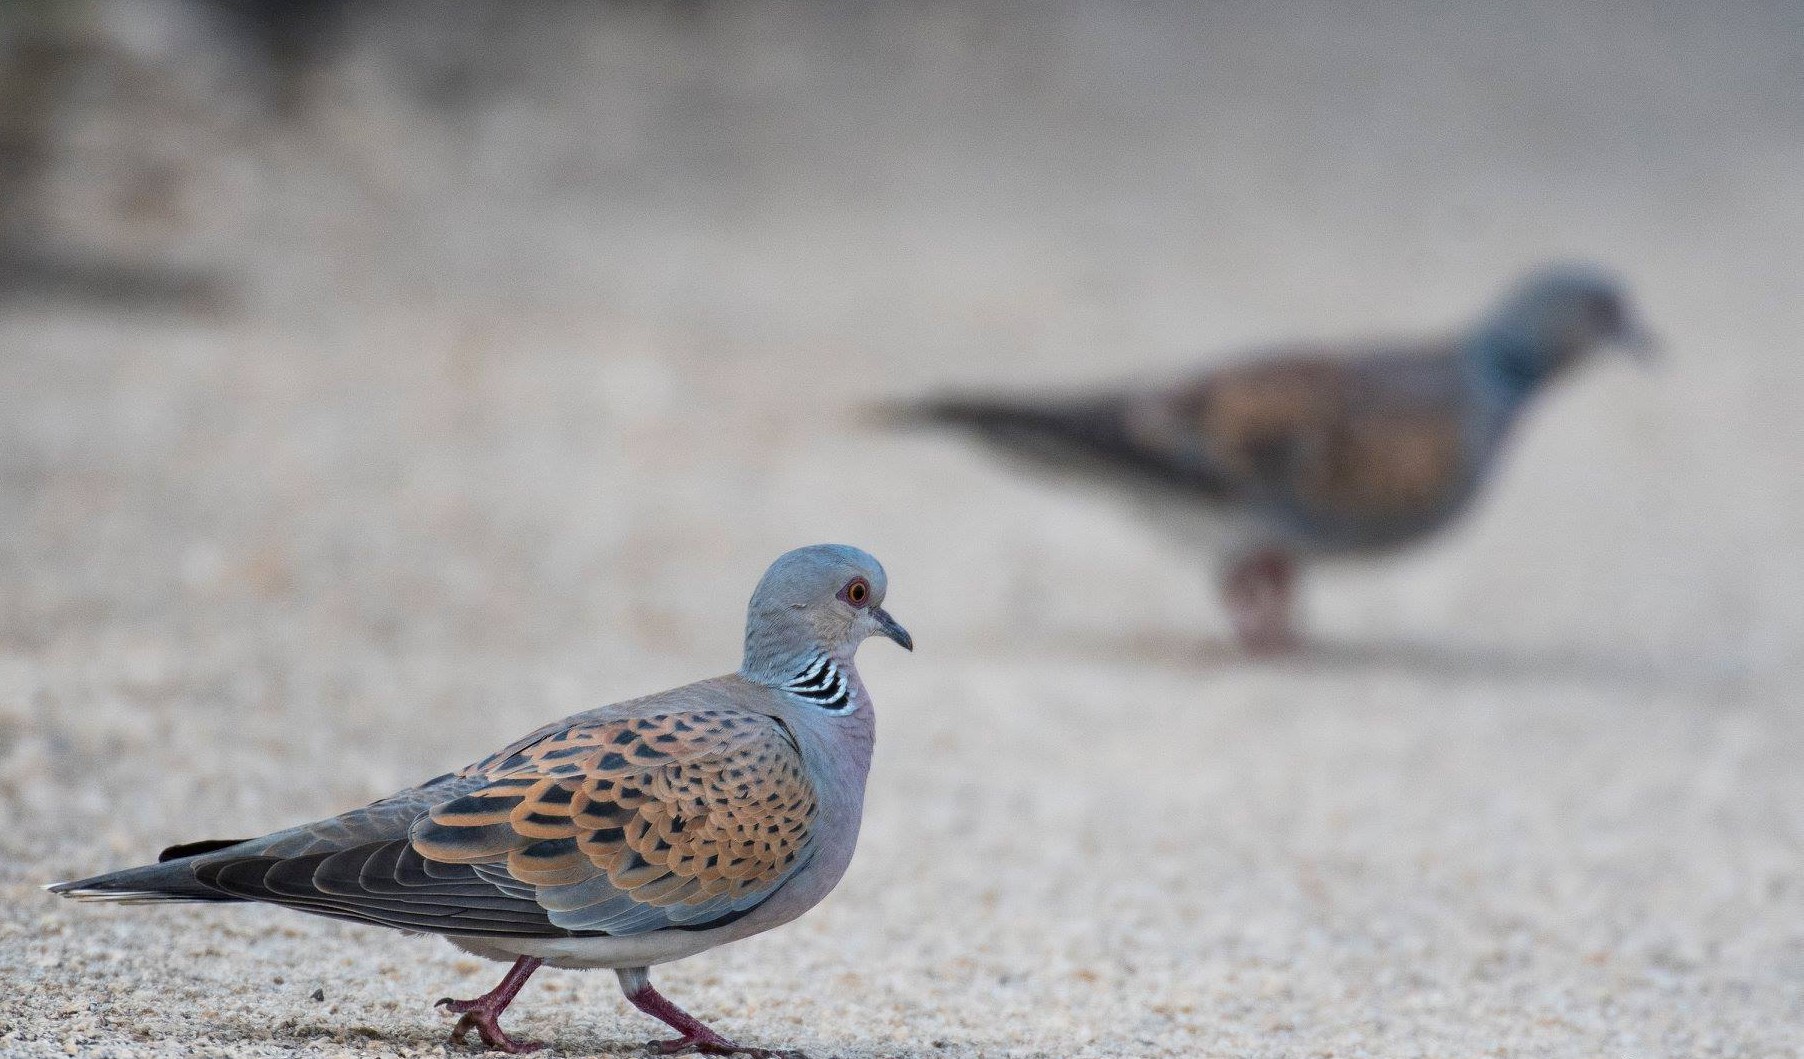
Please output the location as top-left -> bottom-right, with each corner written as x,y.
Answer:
912,345 -> 1473,542
1171,349 -> 1474,534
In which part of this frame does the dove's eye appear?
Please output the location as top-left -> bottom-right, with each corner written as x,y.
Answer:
840,578 -> 870,607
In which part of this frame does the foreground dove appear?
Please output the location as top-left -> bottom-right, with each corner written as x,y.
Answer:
51,544 -> 912,1057
899,264 -> 1653,653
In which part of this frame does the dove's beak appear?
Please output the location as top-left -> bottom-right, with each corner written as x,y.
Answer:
872,608 -> 913,652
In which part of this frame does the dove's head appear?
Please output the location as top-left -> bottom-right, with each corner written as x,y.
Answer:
1469,264 -> 1655,403
741,544 -> 911,684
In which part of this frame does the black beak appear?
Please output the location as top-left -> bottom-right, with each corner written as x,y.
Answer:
872,608 -> 913,652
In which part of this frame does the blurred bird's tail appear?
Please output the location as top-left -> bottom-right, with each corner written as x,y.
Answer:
881,391 -> 1143,471
47,839 -> 249,904
877,394 -> 1118,449
880,391 -> 1234,498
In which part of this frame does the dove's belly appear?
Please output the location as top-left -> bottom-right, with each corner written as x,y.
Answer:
444,930 -> 730,970
1135,451 -> 1492,562
442,868 -> 843,971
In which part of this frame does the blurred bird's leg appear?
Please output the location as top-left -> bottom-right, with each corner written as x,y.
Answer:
618,967 -> 803,1058
1221,548 -> 1299,654
436,955 -> 544,1053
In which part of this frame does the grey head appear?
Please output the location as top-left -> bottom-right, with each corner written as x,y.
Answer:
1465,263 -> 1655,406
740,544 -> 912,687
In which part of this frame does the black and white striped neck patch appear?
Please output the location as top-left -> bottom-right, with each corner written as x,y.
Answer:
783,654 -> 854,712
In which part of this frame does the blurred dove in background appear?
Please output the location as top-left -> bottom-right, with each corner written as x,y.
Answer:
898,264 -> 1653,653
51,544 -> 913,1057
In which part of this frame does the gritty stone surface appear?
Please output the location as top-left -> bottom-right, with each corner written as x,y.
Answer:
3,2 -> 1803,1057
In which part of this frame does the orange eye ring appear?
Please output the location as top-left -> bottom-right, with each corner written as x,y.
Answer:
841,577 -> 870,607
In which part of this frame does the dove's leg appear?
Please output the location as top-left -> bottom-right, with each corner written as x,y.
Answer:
1221,548 -> 1298,654
617,967 -> 803,1059
436,955 -> 544,1054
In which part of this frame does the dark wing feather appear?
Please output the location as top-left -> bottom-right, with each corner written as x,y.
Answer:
194,843 -> 572,936
54,771 -> 566,934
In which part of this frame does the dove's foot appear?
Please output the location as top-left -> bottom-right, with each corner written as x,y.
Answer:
622,969 -> 803,1058
1223,548 -> 1299,656
446,1009 -> 543,1054
437,955 -> 544,1054
1237,622 -> 1300,657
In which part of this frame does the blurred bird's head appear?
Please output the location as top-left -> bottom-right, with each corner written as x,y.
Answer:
741,544 -> 911,684
1469,264 -> 1655,401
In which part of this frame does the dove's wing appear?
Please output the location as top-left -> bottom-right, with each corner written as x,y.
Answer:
59,692 -> 821,940
411,704 -> 819,935
1168,349 -> 1474,540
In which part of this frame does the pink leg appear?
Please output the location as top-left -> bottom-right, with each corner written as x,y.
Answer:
436,956 -> 545,1053
1221,548 -> 1299,654
617,968 -> 802,1058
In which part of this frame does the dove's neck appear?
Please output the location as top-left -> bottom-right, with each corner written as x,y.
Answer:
772,651 -> 858,712
740,617 -> 855,689
1460,324 -> 1551,440
744,641 -> 876,824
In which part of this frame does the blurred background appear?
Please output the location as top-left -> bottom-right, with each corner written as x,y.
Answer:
3,1 -> 1802,1056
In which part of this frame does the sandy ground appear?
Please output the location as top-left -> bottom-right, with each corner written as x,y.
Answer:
4,1 -> 1804,1056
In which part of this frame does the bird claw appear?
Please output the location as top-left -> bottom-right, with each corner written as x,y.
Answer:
440,1002 -> 542,1053
435,955 -> 546,1053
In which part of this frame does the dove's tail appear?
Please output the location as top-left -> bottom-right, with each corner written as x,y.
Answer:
883,393 -> 1236,497
880,394 -> 1077,434
47,839 -> 250,904
880,394 -> 1128,456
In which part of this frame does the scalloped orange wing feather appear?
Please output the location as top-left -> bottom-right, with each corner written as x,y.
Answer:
410,709 -> 818,934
